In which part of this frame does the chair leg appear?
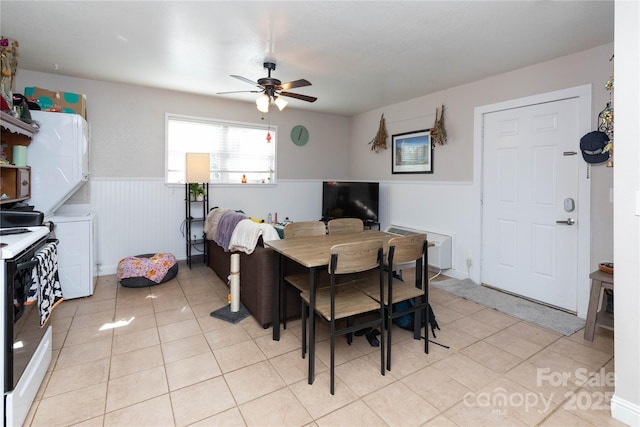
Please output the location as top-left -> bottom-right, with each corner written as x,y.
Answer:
330,326 -> 335,395
380,309 -> 386,376
283,284 -> 288,329
386,310 -> 392,371
413,298 -> 421,340
422,303 -> 430,354
301,300 -> 307,359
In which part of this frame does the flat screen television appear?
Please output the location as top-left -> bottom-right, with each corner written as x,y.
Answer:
322,181 -> 379,223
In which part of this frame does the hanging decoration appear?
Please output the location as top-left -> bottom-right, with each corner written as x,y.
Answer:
368,114 -> 388,153
431,104 -> 447,147
0,37 -> 19,109
598,56 -> 614,167
261,110 -> 273,143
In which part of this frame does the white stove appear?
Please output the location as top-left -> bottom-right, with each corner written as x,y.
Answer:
1,225 -> 53,427
0,226 -> 50,260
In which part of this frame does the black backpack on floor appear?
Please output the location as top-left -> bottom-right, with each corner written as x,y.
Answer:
392,299 -> 440,338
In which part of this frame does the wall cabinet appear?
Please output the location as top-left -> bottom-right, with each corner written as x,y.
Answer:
0,112 -> 38,206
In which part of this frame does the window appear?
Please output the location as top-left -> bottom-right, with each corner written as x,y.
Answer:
166,114 -> 277,184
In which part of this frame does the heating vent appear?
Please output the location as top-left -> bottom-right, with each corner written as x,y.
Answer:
387,225 -> 453,270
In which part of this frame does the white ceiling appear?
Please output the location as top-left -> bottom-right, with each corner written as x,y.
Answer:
1,1 -> 614,117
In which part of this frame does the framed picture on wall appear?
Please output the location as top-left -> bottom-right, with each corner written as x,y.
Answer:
391,129 -> 433,174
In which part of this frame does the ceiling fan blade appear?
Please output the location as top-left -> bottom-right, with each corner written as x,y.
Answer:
280,79 -> 312,91
279,91 -> 317,103
216,90 -> 262,95
230,75 -> 262,88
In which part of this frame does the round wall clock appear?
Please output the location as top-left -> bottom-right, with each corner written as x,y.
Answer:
291,125 -> 309,146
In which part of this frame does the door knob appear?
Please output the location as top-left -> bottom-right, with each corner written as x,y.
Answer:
556,218 -> 575,225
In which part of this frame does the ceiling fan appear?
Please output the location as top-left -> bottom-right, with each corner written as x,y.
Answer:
217,61 -> 317,112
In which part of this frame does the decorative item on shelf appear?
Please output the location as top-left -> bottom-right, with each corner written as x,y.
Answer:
599,262 -> 613,275
1,36 -> 19,109
241,174 -> 247,184
189,183 -> 206,201
599,58 -> 614,167
368,114 -> 388,153
431,104 -> 447,146
0,143 -> 8,164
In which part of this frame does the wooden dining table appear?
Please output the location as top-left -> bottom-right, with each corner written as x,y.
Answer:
264,229 -> 396,384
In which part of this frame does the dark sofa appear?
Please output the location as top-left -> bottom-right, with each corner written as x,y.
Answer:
207,238 -> 302,328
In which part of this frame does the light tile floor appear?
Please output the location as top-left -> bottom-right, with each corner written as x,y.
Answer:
24,263 -> 623,426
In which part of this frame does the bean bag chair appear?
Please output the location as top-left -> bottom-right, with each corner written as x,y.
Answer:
117,253 -> 178,288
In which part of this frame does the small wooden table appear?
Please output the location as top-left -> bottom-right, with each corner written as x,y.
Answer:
265,230 -> 396,383
583,270 -> 614,341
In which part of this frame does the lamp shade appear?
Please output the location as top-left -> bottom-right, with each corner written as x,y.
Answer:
256,94 -> 270,113
274,97 -> 288,111
186,153 -> 210,183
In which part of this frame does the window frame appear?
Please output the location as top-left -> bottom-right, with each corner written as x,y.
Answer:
165,112 -> 278,186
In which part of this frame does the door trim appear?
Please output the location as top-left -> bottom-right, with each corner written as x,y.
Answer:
473,84 -> 592,318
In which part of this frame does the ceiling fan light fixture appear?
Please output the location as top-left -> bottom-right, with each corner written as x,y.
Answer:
274,96 -> 288,111
256,94 -> 270,113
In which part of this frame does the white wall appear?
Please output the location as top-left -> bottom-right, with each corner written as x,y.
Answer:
89,178 -> 322,274
611,1 -> 640,425
14,70 -> 351,274
349,43 -> 615,285
15,44 -> 615,284
15,70 -> 350,181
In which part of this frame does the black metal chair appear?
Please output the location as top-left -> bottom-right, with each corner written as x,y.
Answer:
281,221 -> 328,329
300,239 -> 385,394
354,233 -> 429,370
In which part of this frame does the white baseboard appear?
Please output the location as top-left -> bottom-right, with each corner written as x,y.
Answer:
429,267 -> 468,281
611,394 -> 640,426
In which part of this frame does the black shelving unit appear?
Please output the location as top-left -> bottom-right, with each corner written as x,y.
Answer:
185,183 -> 209,268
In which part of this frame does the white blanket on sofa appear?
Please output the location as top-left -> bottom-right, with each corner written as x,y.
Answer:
229,219 -> 281,254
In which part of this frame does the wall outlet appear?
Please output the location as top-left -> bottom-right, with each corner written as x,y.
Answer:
466,257 -> 472,268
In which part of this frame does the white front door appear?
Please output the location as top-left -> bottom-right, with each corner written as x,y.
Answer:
481,98 -> 580,312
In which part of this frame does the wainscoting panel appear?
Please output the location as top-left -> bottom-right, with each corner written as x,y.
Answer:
90,179 -> 322,275
91,178 -> 185,275
90,179 -> 475,280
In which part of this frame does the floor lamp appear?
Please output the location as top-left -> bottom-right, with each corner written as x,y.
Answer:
185,153 -> 210,268
186,152 -> 210,189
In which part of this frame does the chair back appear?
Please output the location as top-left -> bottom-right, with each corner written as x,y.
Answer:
327,218 -> 364,235
387,233 -> 427,288
329,239 -> 383,275
387,233 -> 427,266
283,221 -> 326,238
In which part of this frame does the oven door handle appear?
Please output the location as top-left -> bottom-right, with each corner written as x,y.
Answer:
15,239 -> 58,272
16,259 -> 38,272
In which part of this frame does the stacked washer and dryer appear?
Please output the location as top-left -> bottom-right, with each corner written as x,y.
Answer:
27,110 -> 97,299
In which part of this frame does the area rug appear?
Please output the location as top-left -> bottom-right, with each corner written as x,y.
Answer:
431,278 -> 585,336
